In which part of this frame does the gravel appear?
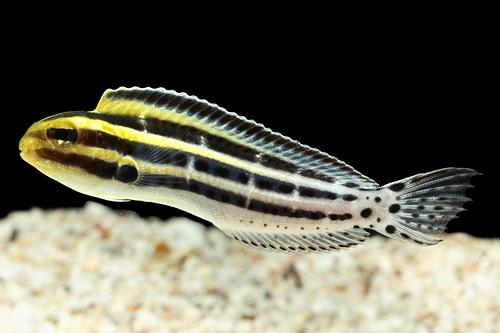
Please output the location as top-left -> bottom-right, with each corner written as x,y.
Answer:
0,202 -> 498,333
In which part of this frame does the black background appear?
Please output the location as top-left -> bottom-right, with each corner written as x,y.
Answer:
1,24 -> 495,238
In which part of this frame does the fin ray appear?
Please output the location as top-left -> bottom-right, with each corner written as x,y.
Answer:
220,227 -> 371,253
95,87 -> 379,188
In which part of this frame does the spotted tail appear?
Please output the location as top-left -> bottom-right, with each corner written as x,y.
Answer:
378,168 -> 479,245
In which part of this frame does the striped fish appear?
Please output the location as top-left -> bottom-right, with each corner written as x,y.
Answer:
19,87 -> 479,252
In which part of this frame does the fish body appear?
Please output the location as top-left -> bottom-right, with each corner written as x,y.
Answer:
19,87 -> 478,252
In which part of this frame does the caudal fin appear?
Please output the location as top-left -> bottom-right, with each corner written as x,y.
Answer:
379,168 -> 480,245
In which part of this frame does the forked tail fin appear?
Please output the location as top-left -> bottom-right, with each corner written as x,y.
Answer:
379,168 -> 480,245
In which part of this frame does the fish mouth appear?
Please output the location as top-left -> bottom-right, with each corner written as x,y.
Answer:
19,135 -> 36,164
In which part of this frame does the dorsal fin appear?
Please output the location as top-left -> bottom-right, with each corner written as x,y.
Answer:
94,87 -> 379,188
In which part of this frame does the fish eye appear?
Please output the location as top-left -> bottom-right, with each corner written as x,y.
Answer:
46,128 -> 78,148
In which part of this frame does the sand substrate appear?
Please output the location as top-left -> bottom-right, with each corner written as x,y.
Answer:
0,202 -> 498,333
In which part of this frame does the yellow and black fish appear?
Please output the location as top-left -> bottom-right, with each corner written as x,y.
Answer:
19,87 -> 479,252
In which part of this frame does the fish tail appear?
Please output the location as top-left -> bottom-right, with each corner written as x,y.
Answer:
378,168 -> 480,245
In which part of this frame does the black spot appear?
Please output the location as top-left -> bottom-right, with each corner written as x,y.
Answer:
173,153 -> 187,167
389,183 -> 405,192
360,208 -> 372,218
278,183 -> 295,194
237,173 -> 250,184
434,206 -> 443,211
194,159 -> 209,172
214,166 -> 230,178
377,218 -> 381,222
388,204 -> 401,213
299,187 -> 316,197
412,213 -> 419,218
353,225 -> 360,228
309,212 -> 326,220
385,225 -> 396,234
256,179 -> 272,190
115,164 -> 138,183
326,193 -> 338,200
418,205 -> 425,210
344,182 -> 359,188
428,214 -> 436,219
328,214 -> 338,221
343,194 -> 358,201
339,213 -> 352,221
401,233 -> 410,239
375,197 -> 381,203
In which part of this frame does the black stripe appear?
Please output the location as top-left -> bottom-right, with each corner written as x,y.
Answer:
141,174 -> 324,219
139,174 -> 247,208
75,130 -> 281,190
36,148 -> 117,179
298,186 -> 338,200
248,199 -> 326,220
192,156 -> 251,185
36,147 -> 328,220
76,130 -> 346,203
254,174 -> 295,194
44,111 -> 336,183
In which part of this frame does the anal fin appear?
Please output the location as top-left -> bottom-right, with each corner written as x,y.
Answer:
219,227 -> 371,253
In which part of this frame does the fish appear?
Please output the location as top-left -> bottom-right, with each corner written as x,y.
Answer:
19,87 -> 479,252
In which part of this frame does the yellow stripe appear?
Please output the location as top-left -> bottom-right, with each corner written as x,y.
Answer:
96,90 -> 260,152
69,116 -> 337,190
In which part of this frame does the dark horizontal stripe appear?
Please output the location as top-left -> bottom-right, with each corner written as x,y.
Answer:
49,98 -> 338,184
259,154 -> 298,174
328,213 -> 352,221
298,169 -> 335,182
73,130 -> 312,194
137,174 -> 326,220
193,156 -> 250,185
298,186 -> 338,200
248,199 -> 326,220
254,174 -> 295,194
342,194 -> 358,201
139,174 -> 247,207
36,148 -> 117,179
76,129 -> 255,186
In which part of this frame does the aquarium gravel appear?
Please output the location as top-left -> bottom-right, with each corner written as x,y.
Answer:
0,202 -> 498,333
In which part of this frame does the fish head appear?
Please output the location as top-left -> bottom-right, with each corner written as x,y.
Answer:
19,111 -> 135,202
